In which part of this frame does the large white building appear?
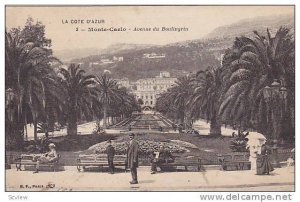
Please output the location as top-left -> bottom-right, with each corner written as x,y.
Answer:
143,53 -> 166,59
117,71 -> 177,109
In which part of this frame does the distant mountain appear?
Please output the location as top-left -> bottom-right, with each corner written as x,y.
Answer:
206,14 -> 294,39
54,48 -> 100,62
67,14 -> 294,81
101,43 -> 157,55
54,43 -> 156,62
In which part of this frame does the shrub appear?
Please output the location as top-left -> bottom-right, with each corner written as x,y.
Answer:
229,132 -> 249,152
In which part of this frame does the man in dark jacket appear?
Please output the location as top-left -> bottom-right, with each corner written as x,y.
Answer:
126,133 -> 139,184
106,140 -> 115,174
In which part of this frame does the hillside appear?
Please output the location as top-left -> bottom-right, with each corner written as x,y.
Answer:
206,14 -> 294,39
69,40 -> 221,80
68,14 -> 294,81
54,43 -> 156,62
54,48 -> 100,62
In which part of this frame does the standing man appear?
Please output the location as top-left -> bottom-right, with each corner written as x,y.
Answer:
127,133 -> 139,184
106,140 -> 115,174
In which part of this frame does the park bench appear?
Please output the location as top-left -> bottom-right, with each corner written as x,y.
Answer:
158,156 -> 202,172
15,153 -> 60,172
77,154 -> 127,172
217,153 -> 251,171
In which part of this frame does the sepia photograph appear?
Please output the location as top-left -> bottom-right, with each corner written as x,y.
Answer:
4,5 -> 295,192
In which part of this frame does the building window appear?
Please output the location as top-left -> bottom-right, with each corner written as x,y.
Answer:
150,101 -> 153,104
150,96 -> 153,99
146,96 -> 148,99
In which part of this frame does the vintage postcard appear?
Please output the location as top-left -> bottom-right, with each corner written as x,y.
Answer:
5,5 -> 295,192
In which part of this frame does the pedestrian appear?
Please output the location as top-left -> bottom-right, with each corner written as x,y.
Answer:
106,140 -> 115,174
256,142 -> 274,175
159,126 -> 163,132
126,133 -> 139,184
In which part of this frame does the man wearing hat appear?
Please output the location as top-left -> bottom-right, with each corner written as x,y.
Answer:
33,143 -> 58,173
106,140 -> 115,174
126,133 -> 139,184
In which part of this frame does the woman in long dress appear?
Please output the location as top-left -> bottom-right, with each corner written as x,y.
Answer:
256,143 -> 274,175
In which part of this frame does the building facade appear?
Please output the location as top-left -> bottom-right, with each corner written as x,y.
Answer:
116,71 -> 177,109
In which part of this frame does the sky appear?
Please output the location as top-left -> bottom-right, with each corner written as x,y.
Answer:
6,6 -> 294,52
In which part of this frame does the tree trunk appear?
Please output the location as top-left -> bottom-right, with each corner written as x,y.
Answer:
209,115 -> 222,136
67,118 -> 77,136
178,107 -> 185,125
95,119 -> 101,132
34,120 -> 38,141
107,116 -> 111,126
24,110 -> 28,141
103,104 -> 107,129
24,124 -> 28,141
184,110 -> 193,130
67,109 -> 77,136
48,113 -> 55,133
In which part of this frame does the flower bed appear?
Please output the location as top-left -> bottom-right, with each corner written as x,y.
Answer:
87,140 -> 188,155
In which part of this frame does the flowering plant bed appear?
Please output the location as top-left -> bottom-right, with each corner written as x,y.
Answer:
87,139 -> 188,155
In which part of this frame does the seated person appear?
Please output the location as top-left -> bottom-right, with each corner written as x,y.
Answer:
33,143 -> 58,173
150,144 -> 175,174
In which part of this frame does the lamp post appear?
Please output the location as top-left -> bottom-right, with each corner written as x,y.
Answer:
5,88 -> 15,170
263,80 -> 288,168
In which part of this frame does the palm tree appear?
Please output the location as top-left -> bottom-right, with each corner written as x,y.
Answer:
219,27 -> 294,139
188,66 -> 222,136
95,74 -> 122,129
109,87 -> 140,124
155,75 -> 193,128
118,87 -> 140,118
5,28 -> 61,142
60,64 -> 98,136
155,90 -> 177,120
